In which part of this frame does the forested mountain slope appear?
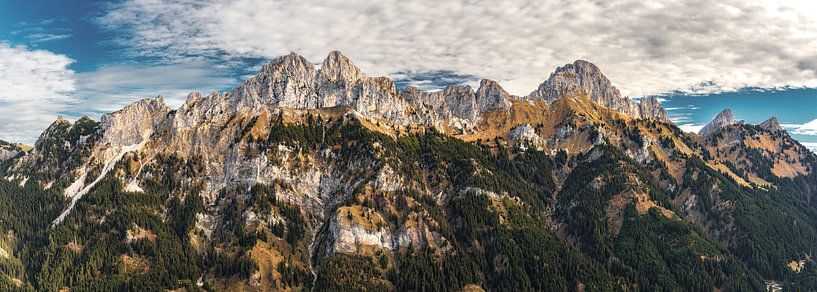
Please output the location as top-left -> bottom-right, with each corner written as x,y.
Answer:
0,51 -> 815,291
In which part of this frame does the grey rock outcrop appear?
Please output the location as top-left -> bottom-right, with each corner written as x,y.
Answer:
638,97 -> 668,121
475,79 -> 513,113
99,96 -> 170,147
0,142 -> 20,162
759,117 -> 783,132
699,109 -> 736,136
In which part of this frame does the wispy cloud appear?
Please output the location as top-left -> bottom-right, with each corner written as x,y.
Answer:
9,18 -> 73,44
25,33 -> 73,43
71,62 -> 237,115
665,105 -> 701,111
669,112 -> 696,123
96,0 -> 817,96
0,43 -> 75,144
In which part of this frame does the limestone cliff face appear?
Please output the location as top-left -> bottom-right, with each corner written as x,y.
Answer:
638,97 -> 668,121
527,60 -> 621,104
100,96 -> 169,148
475,79 -> 513,113
699,109 -> 736,136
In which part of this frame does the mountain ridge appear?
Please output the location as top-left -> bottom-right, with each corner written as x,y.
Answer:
1,51 -> 816,291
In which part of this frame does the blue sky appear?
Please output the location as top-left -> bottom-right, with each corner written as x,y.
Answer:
660,88 -> 817,150
1,0 -> 817,150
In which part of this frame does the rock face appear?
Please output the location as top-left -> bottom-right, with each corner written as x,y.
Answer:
525,60 -> 666,120
759,117 -> 783,132
509,124 -> 544,149
475,79 -> 513,113
5,50 -> 817,291
699,109 -> 736,136
638,97 -> 668,121
100,96 -> 170,148
0,141 -> 21,162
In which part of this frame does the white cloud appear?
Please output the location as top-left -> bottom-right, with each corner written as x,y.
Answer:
96,0 -> 817,96
782,119 -> 817,136
678,123 -> 706,134
800,142 -> 817,153
0,43 -> 236,145
0,43 -> 75,144
72,62 -> 237,114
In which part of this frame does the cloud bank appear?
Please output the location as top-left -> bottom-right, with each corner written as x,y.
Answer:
782,119 -> 817,136
0,43 -> 75,144
0,43 -> 236,145
97,0 -> 817,96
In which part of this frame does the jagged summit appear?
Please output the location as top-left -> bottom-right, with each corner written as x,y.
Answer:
759,116 -> 783,132
232,53 -> 669,122
475,79 -> 513,113
320,50 -> 366,86
527,60 -> 621,104
699,109 -> 735,136
525,60 -> 667,120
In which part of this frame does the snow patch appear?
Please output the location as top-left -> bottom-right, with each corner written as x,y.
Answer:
52,141 -> 146,226
124,180 -> 144,193
63,170 -> 87,198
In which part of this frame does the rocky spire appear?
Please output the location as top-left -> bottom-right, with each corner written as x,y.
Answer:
638,97 -> 668,120
699,109 -> 735,136
443,85 -> 479,121
319,50 -> 366,86
475,79 -> 512,113
759,116 -> 783,132
235,52 -> 319,108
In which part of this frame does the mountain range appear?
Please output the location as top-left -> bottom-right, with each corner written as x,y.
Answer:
0,51 -> 815,291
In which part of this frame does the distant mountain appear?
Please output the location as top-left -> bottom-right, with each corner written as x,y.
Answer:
0,51 -> 815,291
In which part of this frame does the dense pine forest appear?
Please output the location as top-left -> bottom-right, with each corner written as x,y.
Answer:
1,114 -> 816,291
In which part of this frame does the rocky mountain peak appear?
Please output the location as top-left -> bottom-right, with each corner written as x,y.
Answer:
475,79 -> 512,113
320,50 -> 366,86
34,116 -> 73,149
699,109 -> 735,136
443,85 -> 479,120
525,60 -> 666,120
528,60 -> 621,104
759,116 -> 783,132
261,52 -> 316,77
